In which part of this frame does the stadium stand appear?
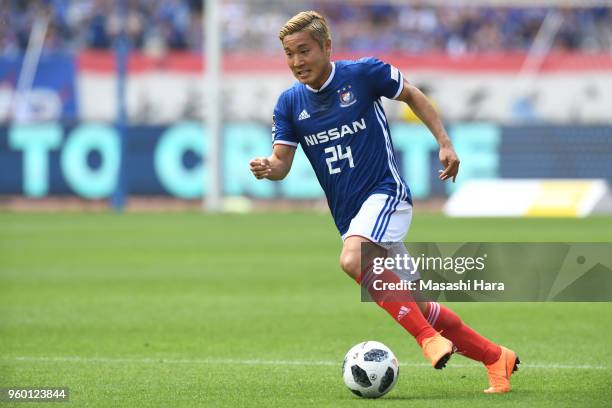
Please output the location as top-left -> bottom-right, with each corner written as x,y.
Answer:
1,1 -> 611,54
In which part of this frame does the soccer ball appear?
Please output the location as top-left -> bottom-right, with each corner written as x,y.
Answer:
342,341 -> 399,398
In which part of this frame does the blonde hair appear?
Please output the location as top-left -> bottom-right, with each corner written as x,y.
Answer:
279,11 -> 331,49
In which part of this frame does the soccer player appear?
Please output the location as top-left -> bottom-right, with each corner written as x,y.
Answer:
249,11 -> 519,394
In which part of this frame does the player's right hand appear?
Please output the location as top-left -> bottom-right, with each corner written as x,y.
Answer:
249,157 -> 272,179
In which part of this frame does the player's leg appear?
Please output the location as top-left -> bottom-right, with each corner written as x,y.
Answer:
340,244 -> 426,314
385,234 -> 518,391
425,302 -> 519,393
339,234 -> 453,369
425,302 -> 501,364
372,216 -> 519,391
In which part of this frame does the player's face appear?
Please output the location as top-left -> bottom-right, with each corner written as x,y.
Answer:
282,31 -> 332,89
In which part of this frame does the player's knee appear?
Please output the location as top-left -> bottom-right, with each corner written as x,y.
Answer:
339,252 -> 361,280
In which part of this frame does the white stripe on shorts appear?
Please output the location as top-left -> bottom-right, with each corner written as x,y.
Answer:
342,194 -> 412,243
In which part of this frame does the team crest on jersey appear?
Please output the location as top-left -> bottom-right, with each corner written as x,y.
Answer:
337,85 -> 357,108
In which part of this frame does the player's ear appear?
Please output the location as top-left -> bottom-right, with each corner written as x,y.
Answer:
324,39 -> 332,58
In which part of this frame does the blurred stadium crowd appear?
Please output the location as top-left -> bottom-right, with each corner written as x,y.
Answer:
1,0 -> 611,55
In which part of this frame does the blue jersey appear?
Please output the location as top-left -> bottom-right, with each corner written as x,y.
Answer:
272,58 -> 412,235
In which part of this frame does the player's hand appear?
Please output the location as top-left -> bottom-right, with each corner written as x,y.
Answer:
249,157 -> 272,180
438,146 -> 460,182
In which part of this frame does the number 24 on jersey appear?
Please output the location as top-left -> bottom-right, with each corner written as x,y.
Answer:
324,144 -> 354,174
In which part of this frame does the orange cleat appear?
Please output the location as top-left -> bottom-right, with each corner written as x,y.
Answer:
421,333 -> 455,369
484,346 -> 520,394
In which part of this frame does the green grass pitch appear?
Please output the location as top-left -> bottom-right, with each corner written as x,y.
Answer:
1,212 -> 611,407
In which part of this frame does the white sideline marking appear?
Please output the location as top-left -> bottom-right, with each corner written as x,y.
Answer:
2,356 -> 610,370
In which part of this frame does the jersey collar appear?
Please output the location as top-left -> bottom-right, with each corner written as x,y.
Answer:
305,62 -> 335,93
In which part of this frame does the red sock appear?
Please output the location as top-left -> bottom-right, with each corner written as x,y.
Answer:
426,302 -> 501,365
357,268 -> 437,346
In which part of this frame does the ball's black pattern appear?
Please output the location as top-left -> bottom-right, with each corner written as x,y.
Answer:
378,367 -> 395,393
351,365 -> 372,387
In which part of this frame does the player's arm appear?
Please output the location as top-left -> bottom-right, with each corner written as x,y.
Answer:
396,80 -> 460,182
249,144 -> 296,181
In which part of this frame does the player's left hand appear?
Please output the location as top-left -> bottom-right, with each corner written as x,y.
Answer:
438,146 -> 460,182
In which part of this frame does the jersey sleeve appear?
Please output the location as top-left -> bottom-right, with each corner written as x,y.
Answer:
359,57 -> 404,100
272,91 -> 298,148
